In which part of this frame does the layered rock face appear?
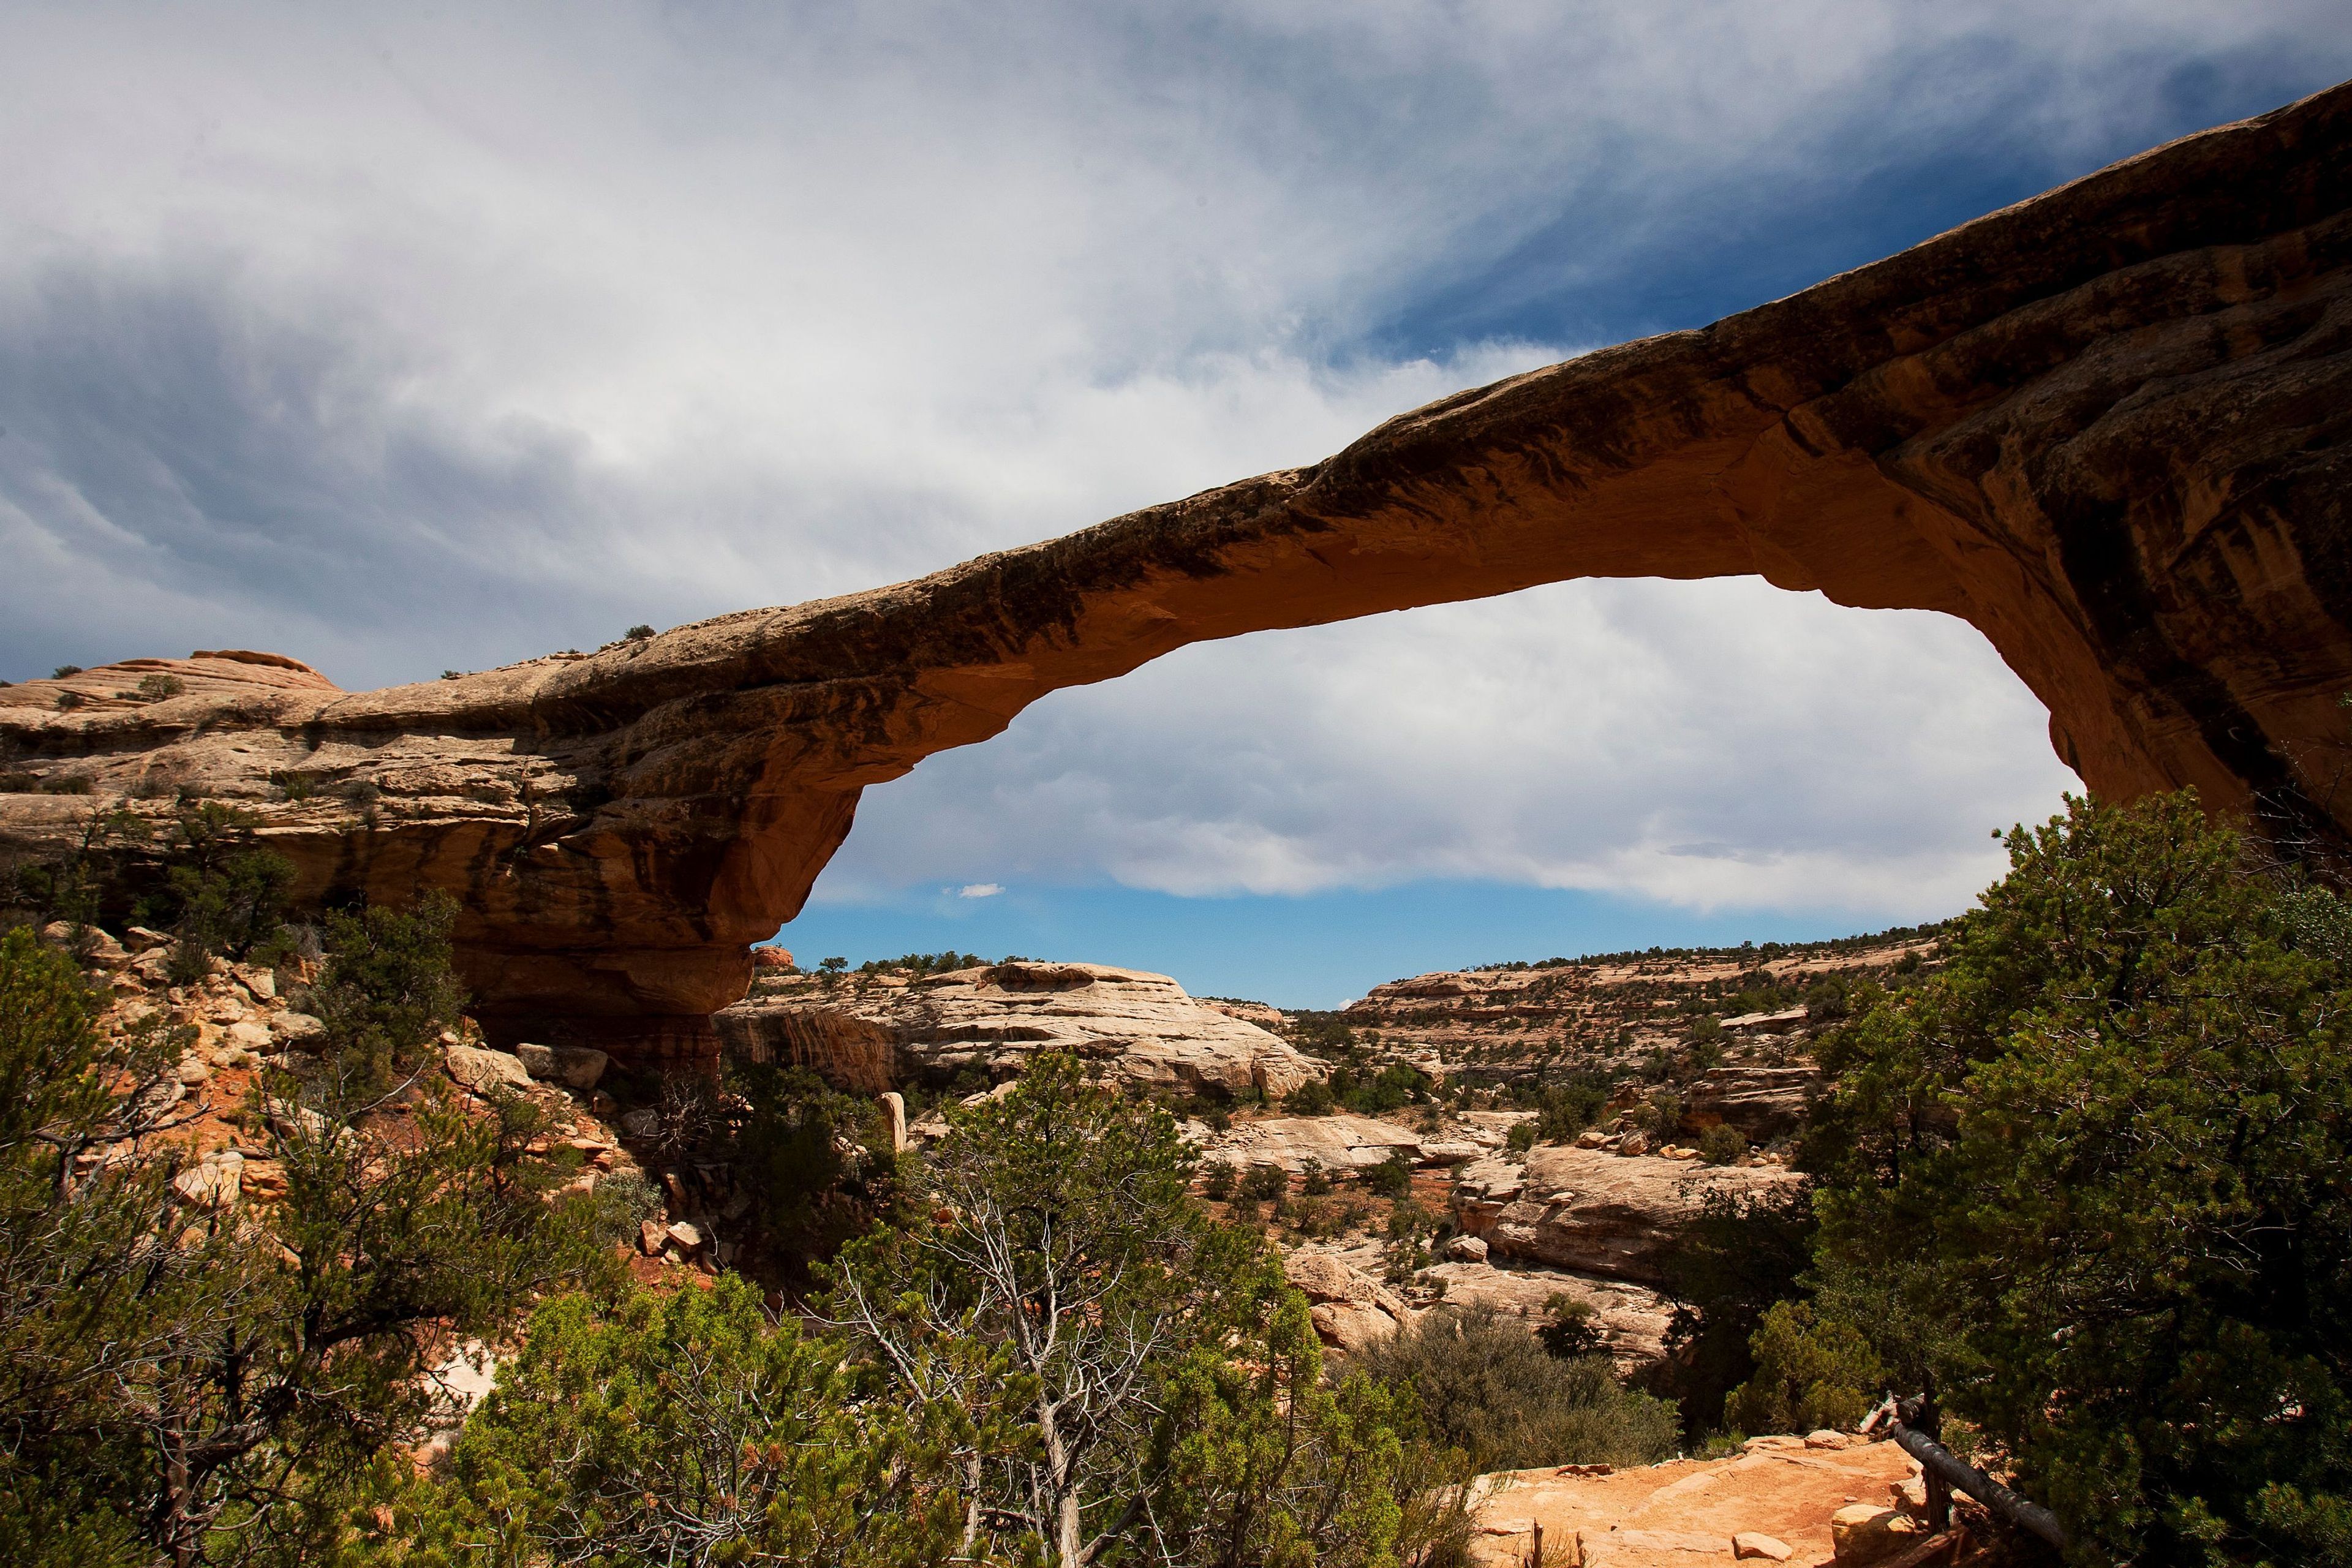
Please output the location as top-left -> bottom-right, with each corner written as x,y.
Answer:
1452,1148 -> 1801,1286
8,85 -> 2352,1060
712,960 -> 1322,1098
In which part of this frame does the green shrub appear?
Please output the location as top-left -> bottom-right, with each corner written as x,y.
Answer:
1198,1159 -> 1237,1201
1654,1186 -> 1816,1439
1284,1076 -> 1336,1115
132,674 -> 181,702
625,623 -> 655,640
1357,1305 -> 1677,1471
1537,1294 -> 1610,1360
1300,1156 -> 1332,1195
50,665 -> 80,679
1697,1123 -> 1746,1164
1237,1162 -> 1288,1202
1807,792 -> 2352,1564
0,922 -> 613,1563
1506,1120 -> 1537,1153
1362,1152 -> 1412,1197
1721,1301 -> 1882,1436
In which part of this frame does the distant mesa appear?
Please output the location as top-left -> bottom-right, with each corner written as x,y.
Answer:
7,81 -> 2352,1062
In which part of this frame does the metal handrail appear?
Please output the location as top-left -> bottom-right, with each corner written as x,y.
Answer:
1861,1395 -> 2066,1550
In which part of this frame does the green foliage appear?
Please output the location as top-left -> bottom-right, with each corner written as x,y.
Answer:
1152,1291 -> 1471,1568
1721,1301 -> 1882,1436
1299,1156 -> 1332,1196
409,1276 -> 965,1568
1536,1294 -> 1609,1361
1197,1159 -> 1237,1201
1284,1076 -> 1336,1115
1505,1120 -> 1537,1153
1328,1061 -> 1427,1115
829,1054 -> 1269,1565
1697,1123 -> 1746,1164
624,623 -> 655,640
1807,793 -> 2352,1565
0,921 -> 615,1564
1238,1161 -> 1289,1202
1653,1186 -> 1815,1438
149,804 -> 296,974
308,892 -> 468,1095
1355,1306 -> 1678,1472
1517,1074 -> 1609,1144
721,1058 -> 903,1274
1284,1011 -> 1357,1055
50,666 -> 80,680
1362,1152 -> 1412,1198
134,674 -> 183,702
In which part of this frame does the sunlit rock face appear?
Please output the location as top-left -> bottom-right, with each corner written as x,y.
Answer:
713,960 -> 1322,1099
7,83 -> 2352,1063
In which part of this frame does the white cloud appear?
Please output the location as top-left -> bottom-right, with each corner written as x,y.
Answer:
822,576 -> 2080,922
0,2 -> 2335,920
956,884 -> 1006,900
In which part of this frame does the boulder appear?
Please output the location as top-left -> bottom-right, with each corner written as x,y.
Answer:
1733,1533 -> 1794,1561
172,1150 -> 243,1208
1830,1505 -> 1923,1566
44,922 -> 129,968
1452,1147 -> 1800,1285
270,1012 -> 326,1046
513,1042 -> 609,1088
1441,1233 -> 1490,1263
443,1046 -> 532,1093
1284,1248 -> 1413,1352
881,1090 -> 908,1153
717,961 -> 1322,1099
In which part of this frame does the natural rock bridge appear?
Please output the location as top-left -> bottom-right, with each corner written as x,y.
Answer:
6,82 -> 2351,1063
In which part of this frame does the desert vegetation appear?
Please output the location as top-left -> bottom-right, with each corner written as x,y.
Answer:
6,790 -> 2350,1564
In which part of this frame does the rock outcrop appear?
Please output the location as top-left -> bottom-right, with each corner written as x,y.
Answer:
1466,1440 -> 1923,1568
1452,1148 -> 1801,1285
1284,1248 -> 1415,1354
9,84 -> 2352,1061
1203,1112 -> 1432,1173
713,960 -> 1321,1098
1416,1259 -> 1677,1366
1681,1064 -> 1824,1142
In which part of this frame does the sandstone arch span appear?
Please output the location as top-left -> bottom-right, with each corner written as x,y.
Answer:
7,81 -> 2352,1061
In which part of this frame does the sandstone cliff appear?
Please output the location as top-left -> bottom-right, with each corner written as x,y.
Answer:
7,83 -> 2352,1060
712,960 -> 1322,1098
1452,1147 -> 1801,1286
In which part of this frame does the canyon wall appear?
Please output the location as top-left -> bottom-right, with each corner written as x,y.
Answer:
6,83 -> 2351,1061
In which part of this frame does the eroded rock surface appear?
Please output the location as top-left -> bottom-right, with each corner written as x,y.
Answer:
1417,1260 -> 1677,1367
713,960 -> 1321,1098
1453,1148 -> 1801,1285
9,85 -> 2352,1060
1204,1113 -> 1428,1173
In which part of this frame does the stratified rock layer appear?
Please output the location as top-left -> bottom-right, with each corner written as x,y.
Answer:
7,85 -> 2352,1059
1452,1148 -> 1801,1286
712,961 -> 1321,1098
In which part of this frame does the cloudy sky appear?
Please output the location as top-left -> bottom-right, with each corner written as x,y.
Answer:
5,4 -> 2346,1004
